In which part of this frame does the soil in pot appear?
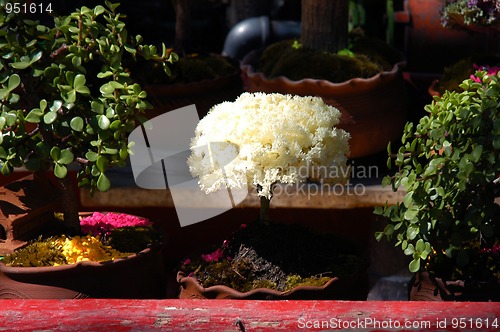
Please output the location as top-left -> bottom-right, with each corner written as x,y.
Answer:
178,221 -> 369,300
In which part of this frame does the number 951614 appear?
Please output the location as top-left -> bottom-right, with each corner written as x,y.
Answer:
4,2 -> 53,15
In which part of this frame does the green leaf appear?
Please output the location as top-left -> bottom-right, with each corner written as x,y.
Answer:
97,173 -> 111,191
406,225 -> 419,240
30,51 -> 42,63
43,112 -> 57,124
8,74 -> 21,91
85,151 -> 99,162
91,100 -> 105,114
404,243 -> 415,256
415,239 -> 425,252
58,149 -> 74,165
54,163 -> 68,178
73,74 -> 86,88
11,62 -> 31,69
70,117 -> 84,131
96,155 -> 107,173
98,115 -> 110,130
404,205 -> 419,221
50,147 -> 61,161
25,109 -> 42,123
409,258 -> 420,273
1,162 -> 12,175
94,5 -> 106,15
97,71 -> 113,78
403,191 -> 413,208
100,82 -> 115,94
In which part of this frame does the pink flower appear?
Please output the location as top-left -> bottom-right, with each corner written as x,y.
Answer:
183,258 -> 191,265
470,74 -> 482,82
201,248 -> 224,262
80,212 -> 152,236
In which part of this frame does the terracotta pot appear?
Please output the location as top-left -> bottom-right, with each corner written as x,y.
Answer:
177,270 -> 368,300
241,50 -> 409,159
428,79 -> 441,98
0,244 -> 166,299
409,272 -> 500,301
144,73 -> 243,120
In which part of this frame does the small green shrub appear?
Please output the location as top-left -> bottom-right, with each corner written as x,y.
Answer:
375,70 -> 499,278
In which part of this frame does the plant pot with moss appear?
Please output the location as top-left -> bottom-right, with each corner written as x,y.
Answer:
176,92 -> 369,300
0,2 -> 175,298
375,70 -> 500,301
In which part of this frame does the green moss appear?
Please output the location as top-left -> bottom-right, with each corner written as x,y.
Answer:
107,226 -> 160,253
258,37 -> 402,83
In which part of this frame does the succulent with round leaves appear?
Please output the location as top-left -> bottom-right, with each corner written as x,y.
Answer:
0,1 -> 177,234
375,70 -> 499,278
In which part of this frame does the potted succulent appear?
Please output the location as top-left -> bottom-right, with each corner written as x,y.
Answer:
375,70 -> 499,301
0,1 -> 176,298
177,92 -> 368,300
240,0 -> 409,159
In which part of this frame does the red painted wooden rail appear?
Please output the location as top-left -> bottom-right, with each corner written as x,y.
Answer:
0,300 -> 498,331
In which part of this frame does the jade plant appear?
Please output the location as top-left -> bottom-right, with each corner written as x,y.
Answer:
375,70 -> 499,281
0,1 -> 177,234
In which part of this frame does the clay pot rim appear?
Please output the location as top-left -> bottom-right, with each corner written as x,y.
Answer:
241,49 -> 407,90
176,271 -> 339,299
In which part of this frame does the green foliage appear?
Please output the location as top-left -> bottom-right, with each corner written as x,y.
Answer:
0,1 -> 176,194
375,71 -> 500,275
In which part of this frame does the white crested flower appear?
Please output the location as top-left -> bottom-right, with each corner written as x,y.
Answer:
188,92 -> 350,199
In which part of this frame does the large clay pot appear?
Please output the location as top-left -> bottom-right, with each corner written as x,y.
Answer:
177,269 -> 368,300
0,244 -> 166,299
241,50 -> 408,159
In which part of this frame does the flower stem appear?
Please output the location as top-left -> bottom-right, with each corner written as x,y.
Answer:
259,195 -> 271,223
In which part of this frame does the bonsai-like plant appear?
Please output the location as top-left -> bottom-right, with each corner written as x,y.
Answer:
0,1 -> 176,234
179,93 -> 366,295
375,70 -> 499,284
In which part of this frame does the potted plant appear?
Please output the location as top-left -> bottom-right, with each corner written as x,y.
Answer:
0,1 -> 176,298
428,56 -> 500,97
375,70 -> 499,301
135,0 -> 243,120
177,92 -> 369,300
240,0 -> 409,159
441,0 -> 500,32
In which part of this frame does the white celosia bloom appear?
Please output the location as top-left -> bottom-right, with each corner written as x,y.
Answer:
188,92 -> 350,199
